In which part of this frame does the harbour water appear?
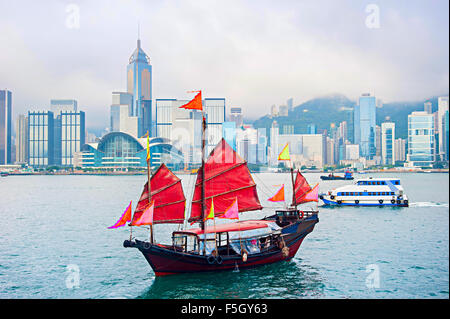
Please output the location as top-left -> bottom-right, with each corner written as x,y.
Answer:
0,172 -> 448,299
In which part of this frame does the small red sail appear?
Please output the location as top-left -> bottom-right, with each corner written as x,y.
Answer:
189,138 -> 262,222
133,164 -> 186,224
292,170 -> 312,206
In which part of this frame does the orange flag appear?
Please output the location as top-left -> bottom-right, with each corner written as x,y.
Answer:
131,201 -> 155,226
268,185 -> 285,202
108,201 -> 132,229
179,91 -> 202,111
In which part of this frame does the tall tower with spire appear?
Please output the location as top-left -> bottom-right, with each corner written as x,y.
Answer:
127,34 -> 152,136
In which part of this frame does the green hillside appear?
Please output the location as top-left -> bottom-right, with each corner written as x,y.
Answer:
253,94 -> 447,141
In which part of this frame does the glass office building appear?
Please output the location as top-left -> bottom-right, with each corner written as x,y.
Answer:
381,122 -> 395,165
354,93 -> 376,159
0,90 -> 12,164
28,111 -> 54,167
127,38 -> 152,137
407,111 -> 435,167
60,111 -> 85,166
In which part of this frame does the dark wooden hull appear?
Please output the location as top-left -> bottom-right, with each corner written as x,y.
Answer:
124,213 -> 318,276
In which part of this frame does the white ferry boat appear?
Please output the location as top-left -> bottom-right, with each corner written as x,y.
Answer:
319,177 -> 409,207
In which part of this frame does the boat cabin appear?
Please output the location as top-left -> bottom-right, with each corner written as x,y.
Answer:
171,220 -> 282,256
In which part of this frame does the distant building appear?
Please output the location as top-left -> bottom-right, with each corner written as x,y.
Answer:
424,101 -> 432,114
127,38 -> 152,137
279,105 -> 288,117
345,144 -> 360,161
375,125 -> 381,157
59,111 -> 85,166
229,107 -> 243,127
381,122 -> 395,165
270,105 -> 278,117
287,98 -> 293,113
222,121 -> 237,151
28,111 -> 55,167
281,124 -> 294,135
269,121 -> 279,166
354,93 -> 376,159
437,96 -> 449,160
276,133 -> 326,168
307,124 -> 316,135
407,111 -> 435,167
15,114 -> 28,164
394,138 -> 406,162
50,99 -> 77,115
0,90 -> 12,164
443,110 -> 449,161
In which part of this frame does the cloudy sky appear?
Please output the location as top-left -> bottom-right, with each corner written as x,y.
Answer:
0,0 -> 448,129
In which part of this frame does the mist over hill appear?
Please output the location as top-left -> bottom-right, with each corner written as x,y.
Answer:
252,93 -> 448,140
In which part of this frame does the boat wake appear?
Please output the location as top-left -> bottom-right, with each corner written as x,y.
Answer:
409,202 -> 449,208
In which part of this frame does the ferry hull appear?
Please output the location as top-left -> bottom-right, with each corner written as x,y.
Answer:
125,215 -> 318,276
320,196 -> 409,207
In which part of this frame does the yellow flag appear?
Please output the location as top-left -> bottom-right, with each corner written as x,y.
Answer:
146,132 -> 150,162
204,198 -> 215,221
278,143 -> 290,161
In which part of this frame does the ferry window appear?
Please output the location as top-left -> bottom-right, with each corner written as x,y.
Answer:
381,192 -> 385,195
377,192 -> 381,196
382,182 -> 386,185
376,182 -> 380,185
359,192 -> 363,196
350,192 -> 354,196
395,181 -> 400,185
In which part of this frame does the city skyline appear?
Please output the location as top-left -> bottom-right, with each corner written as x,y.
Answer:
0,0 -> 448,130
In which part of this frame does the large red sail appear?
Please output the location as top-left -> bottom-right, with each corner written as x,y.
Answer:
292,170 -> 312,206
189,139 -> 262,222
133,164 -> 186,224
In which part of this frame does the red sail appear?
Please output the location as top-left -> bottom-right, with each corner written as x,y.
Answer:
133,163 -> 186,224
189,138 -> 262,222
292,170 -> 312,206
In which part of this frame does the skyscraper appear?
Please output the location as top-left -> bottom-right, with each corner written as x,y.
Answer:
354,93 -> 376,159
229,107 -> 243,127
60,111 -> 85,166
50,99 -> 78,115
424,101 -> 432,114
0,89 -> 12,164
287,98 -> 293,113
127,38 -> 152,136
381,122 -> 395,165
407,111 -> 435,167
15,114 -> 28,164
28,111 -> 55,167
437,96 -> 449,160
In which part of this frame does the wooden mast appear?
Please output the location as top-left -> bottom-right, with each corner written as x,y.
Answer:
201,114 -> 206,255
291,167 -> 297,211
147,131 -> 154,244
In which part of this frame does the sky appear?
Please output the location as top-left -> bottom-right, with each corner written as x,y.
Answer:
0,0 -> 448,130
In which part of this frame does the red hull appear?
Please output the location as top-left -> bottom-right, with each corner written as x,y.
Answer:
126,214 -> 318,276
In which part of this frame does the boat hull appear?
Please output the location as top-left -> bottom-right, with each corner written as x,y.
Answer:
320,196 -> 408,207
125,214 -> 318,276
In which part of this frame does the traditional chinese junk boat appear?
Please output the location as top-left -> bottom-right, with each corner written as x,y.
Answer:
114,91 -> 319,276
